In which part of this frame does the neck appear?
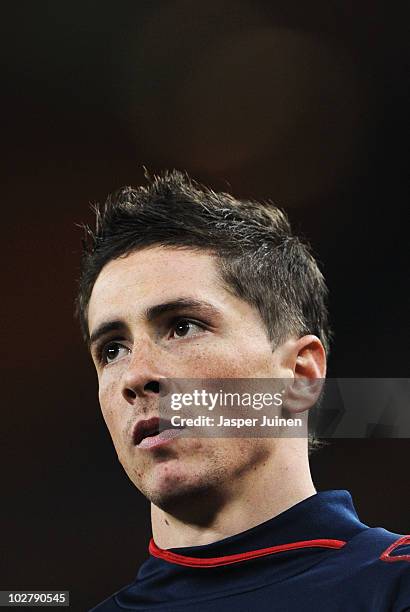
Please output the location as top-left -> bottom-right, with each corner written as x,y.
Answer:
151,439 -> 315,549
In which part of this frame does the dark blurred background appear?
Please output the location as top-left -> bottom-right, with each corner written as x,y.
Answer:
1,1 -> 409,610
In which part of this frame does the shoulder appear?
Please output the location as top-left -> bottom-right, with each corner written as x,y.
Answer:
339,527 -> 410,610
346,527 -> 410,566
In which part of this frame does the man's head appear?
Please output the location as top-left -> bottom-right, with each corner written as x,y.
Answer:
76,171 -> 329,512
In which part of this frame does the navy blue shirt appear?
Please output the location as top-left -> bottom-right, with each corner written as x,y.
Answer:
90,491 -> 410,611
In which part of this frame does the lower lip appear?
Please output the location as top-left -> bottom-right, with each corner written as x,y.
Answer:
136,428 -> 184,450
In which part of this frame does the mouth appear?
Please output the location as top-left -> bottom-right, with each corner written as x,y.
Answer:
132,417 -> 185,450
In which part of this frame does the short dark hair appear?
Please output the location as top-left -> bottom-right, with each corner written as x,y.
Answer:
76,170 -> 330,354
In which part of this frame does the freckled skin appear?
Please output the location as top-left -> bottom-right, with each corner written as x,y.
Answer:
87,247 -> 295,513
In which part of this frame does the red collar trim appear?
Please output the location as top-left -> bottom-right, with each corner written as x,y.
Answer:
149,538 -> 346,568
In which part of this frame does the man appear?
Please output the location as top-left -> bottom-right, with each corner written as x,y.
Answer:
76,171 -> 410,611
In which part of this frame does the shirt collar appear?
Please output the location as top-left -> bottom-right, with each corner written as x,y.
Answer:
153,490 -> 365,562
116,490 -> 368,608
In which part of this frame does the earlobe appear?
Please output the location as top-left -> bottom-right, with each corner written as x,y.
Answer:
284,377 -> 325,414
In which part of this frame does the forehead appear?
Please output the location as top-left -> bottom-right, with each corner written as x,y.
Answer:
87,246 -> 228,332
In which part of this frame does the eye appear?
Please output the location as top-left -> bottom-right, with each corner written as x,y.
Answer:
100,341 -> 130,365
171,318 -> 205,339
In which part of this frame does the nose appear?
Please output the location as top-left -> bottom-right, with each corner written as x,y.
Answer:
121,337 -> 165,404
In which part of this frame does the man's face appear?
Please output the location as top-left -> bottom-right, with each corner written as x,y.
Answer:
88,247 -> 291,510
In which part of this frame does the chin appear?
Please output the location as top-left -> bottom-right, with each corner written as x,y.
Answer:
140,466 -> 225,518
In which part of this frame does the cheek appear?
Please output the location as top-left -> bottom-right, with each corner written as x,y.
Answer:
98,377 -> 121,434
182,339 -> 273,378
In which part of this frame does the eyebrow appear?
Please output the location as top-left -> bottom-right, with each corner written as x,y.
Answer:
88,298 -> 220,349
144,298 -> 220,322
89,320 -> 127,349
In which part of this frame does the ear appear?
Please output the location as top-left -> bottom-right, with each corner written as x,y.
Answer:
284,335 -> 326,414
